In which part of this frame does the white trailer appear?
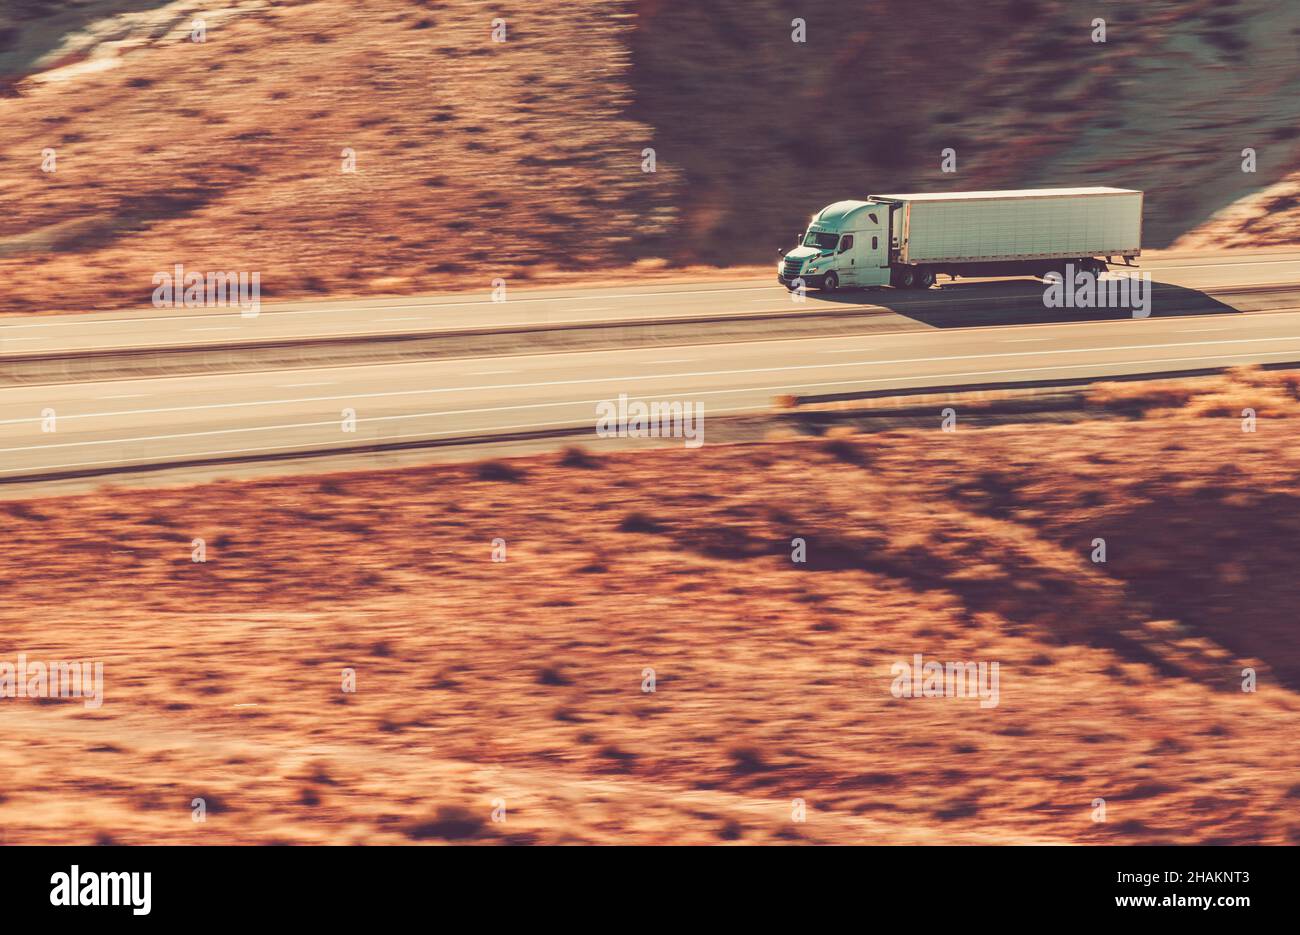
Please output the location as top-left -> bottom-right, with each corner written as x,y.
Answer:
778,187 -> 1142,291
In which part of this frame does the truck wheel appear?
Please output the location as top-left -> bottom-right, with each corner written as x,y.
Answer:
894,267 -> 915,289
916,268 -> 936,289
821,272 -> 839,292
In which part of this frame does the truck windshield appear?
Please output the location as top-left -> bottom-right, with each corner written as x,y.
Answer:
802,231 -> 839,250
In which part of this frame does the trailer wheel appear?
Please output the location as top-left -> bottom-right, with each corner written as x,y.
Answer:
916,268 -> 936,289
893,267 -> 915,289
821,271 -> 839,292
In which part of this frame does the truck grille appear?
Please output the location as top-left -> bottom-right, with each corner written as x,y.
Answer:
782,259 -> 804,278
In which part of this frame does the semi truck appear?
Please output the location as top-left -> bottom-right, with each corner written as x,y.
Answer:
777,187 -> 1142,291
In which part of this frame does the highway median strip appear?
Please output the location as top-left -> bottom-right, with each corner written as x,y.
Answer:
4,282 -> 1296,386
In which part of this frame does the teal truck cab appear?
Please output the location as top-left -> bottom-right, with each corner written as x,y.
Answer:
777,200 -> 894,292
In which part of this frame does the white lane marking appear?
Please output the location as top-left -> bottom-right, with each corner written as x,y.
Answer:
466,369 -> 517,375
8,290 -> 1299,355
1154,260 -> 1300,270
6,345 -> 1300,463
1,305 -> 852,352
0,306 -> 1224,388
0,415 -> 656,475
1002,337 -> 1051,343
376,317 -> 426,322
279,382 -> 334,388
12,305 -> 1260,365
4,258 -> 1294,333
16,310 -> 874,351
645,358 -> 694,363
1176,327 -> 1230,333
0,285 -> 783,331
3,333 -> 1299,428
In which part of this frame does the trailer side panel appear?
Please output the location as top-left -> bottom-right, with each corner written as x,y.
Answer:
876,189 -> 1142,265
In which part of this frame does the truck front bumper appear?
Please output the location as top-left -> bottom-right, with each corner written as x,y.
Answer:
778,272 -> 825,289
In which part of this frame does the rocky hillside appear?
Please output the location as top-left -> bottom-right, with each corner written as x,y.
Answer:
631,0 -> 1300,261
1174,169 -> 1300,250
0,0 -> 1294,313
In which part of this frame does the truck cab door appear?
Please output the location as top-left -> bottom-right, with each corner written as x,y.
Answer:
856,209 -> 890,287
834,234 -> 858,286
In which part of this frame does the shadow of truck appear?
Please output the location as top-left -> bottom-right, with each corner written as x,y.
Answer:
806,276 -> 1243,329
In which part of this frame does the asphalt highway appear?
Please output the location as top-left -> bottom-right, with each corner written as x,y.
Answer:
2,250 -> 1298,356
3,289 -> 1299,486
